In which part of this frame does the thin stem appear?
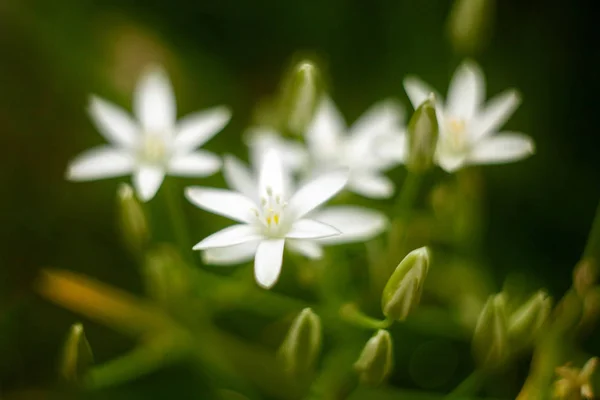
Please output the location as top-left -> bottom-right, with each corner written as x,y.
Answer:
446,369 -> 486,398
339,303 -> 392,330
394,170 -> 422,219
162,179 -> 193,263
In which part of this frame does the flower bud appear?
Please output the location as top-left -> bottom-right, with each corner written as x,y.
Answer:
59,323 -> 94,384
280,59 -> 323,135
143,245 -> 191,307
472,293 -> 509,369
407,95 -> 439,173
278,308 -> 322,377
382,247 -> 430,321
574,259 -> 597,297
354,330 -> 394,386
508,290 -> 552,347
117,183 -> 149,252
447,0 -> 495,55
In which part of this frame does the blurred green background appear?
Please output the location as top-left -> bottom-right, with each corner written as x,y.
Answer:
1,0 -> 599,399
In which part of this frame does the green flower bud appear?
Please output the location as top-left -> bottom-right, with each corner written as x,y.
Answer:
447,0 -> 495,55
382,247 -> 430,321
143,245 -> 191,307
59,323 -> 93,384
280,59 -> 323,135
354,330 -> 394,386
472,293 -> 509,369
407,95 -> 439,173
278,308 -> 322,377
117,183 -> 149,252
574,259 -> 597,297
508,290 -> 552,347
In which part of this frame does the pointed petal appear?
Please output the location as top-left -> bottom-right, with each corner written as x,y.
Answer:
223,155 -> 258,199
349,99 -> 404,145
168,151 -> 221,177
473,89 -> 521,140
311,206 -> 388,244
185,187 -> 256,223
447,60 -> 485,119
348,173 -> 394,199
133,165 -> 165,201
287,240 -> 323,259
193,225 -> 261,250
67,147 -> 134,181
286,219 -> 340,239
174,106 -> 231,152
134,65 -> 176,132
305,96 -> 346,160
88,96 -> 139,148
468,132 -> 535,165
403,76 -> 443,110
435,151 -> 467,173
254,239 -> 285,289
246,127 -> 307,172
258,149 -> 284,197
202,241 -> 260,265
288,170 -> 348,219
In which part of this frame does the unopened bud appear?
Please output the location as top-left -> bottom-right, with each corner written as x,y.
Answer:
354,330 -> 394,386
382,247 -> 430,321
59,323 -> 93,384
574,258 -> 597,297
278,308 -> 322,377
473,293 -> 509,369
407,95 -> 439,173
143,245 -> 191,307
281,59 -> 323,135
117,183 -> 149,251
447,0 -> 495,55
508,290 -> 552,347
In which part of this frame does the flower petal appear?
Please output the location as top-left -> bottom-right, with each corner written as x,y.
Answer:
435,149 -> 467,173
288,170 -> 348,219
305,96 -> 346,160
446,60 -> 485,119
67,147 -> 134,181
403,76 -> 443,110
287,240 -> 323,259
202,241 -> 260,265
472,89 -> 521,140
348,99 -> 404,148
258,149 -> 285,197
311,206 -> 388,244
286,219 -> 340,239
372,130 -> 408,167
134,65 -> 176,132
254,239 -> 285,289
193,225 -> 261,250
174,106 -> 231,152
348,173 -> 394,199
88,96 -> 139,148
185,187 -> 257,223
467,132 -> 535,164
168,151 -> 221,177
223,155 -> 258,199
133,165 -> 165,201
246,127 -> 307,172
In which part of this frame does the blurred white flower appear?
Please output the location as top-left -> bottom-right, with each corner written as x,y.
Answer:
186,150 -> 348,289
245,127 -> 307,174
67,65 -> 230,201
202,154 -> 388,265
404,60 -> 534,172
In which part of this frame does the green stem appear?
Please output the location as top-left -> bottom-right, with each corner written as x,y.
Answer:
394,171 -> 422,219
163,180 -> 193,263
339,303 -> 392,330
446,369 -> 486,398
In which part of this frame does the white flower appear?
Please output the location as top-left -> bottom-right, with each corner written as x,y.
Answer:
201,153 -> 388,265
302,96 -> 407,199
185,150 -> 348,289
67,65 -> 231,201
245,127 -> 307,174
403,60 -> 534,172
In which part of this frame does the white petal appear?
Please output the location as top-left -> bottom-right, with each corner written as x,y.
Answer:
202,241 -> 260,265
67,147 -> 134,181
403,76 -> 443,110
446,60 -> 485,119
472,89 -> 521,140
348,99 -> 404,150
348,173 -> 394,199
286,219 -> 340,239
134,65 -> 176,132
258,149 -> 284,197
223,155 -> 258,199
185,187 -> 256,223
287,240 -> 323,259
168,151 -> 221,177
305,96 -> 346,160
133,165 -> 165,201
288,170 -> 348,219
193,225 -> 261,250
246,127 -> 307,172
311,206 -> 388,244
468,132 -> 535,164
435,149 -> 467,173
88,96 -> 139,148
174,106 -> 231,152
372,130 -> 408,167
254,239 -> 285,289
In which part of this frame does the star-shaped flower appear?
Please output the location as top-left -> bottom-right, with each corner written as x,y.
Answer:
554,357 -> 597,400
67,65 -> 231,201
185,150 -> 349,289
403,60 -> 534,172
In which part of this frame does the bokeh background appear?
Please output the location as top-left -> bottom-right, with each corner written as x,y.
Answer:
1,0 -> 599,399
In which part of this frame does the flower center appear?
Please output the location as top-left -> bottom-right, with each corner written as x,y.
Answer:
252,186 -> 288,237
444,117 -> 468,153
139,134 -> 168,164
